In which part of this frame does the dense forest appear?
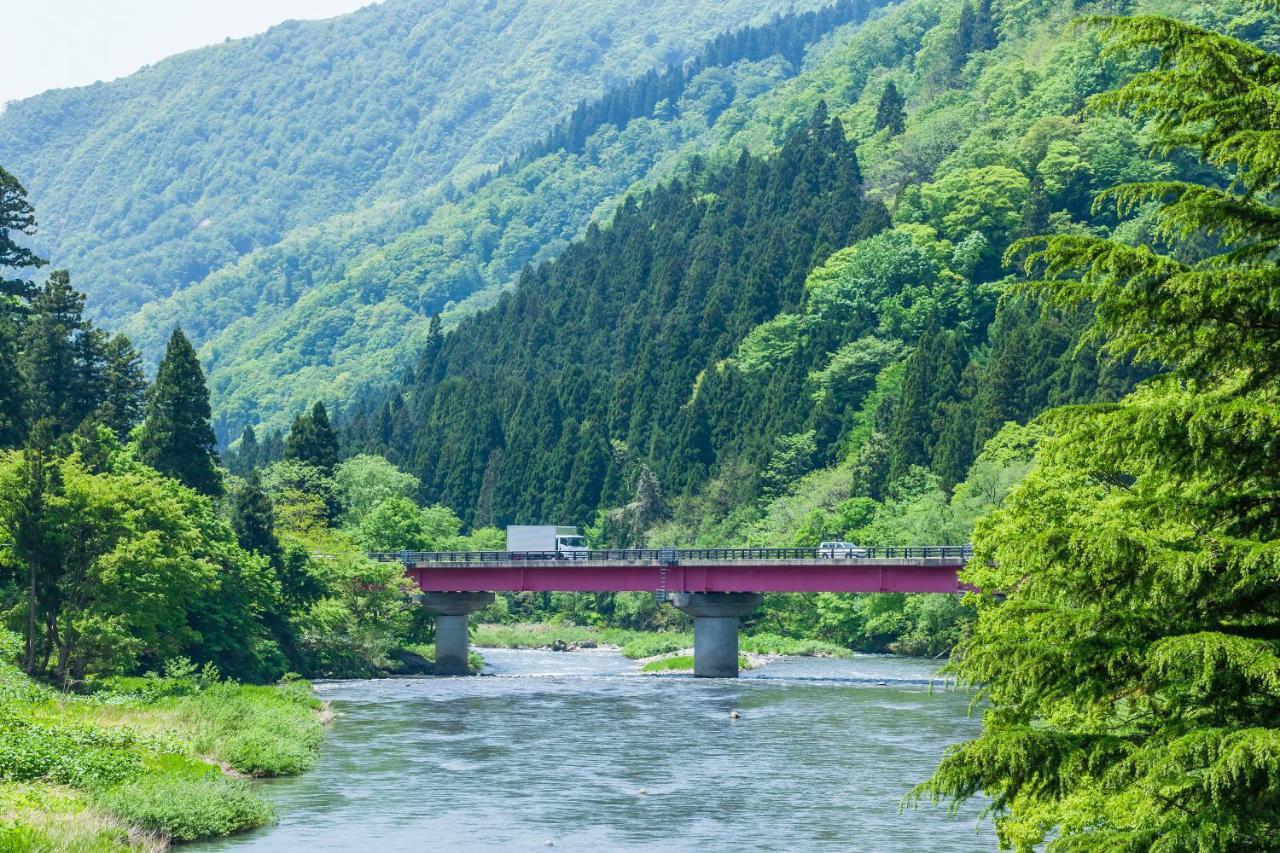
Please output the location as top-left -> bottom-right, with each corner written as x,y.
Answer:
0,0 -> 832,438
2,0 -> 1279,844
507,0 -> 884,167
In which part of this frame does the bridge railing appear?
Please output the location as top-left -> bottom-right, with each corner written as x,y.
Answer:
367,545 -> 974,564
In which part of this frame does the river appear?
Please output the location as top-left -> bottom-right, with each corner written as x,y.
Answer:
195,648 -> 994,851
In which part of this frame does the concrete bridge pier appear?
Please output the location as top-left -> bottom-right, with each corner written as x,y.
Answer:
672,592 -> 764,678
421,592 -> 495,675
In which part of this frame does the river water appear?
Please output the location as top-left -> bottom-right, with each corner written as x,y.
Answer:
196,648 -> 994,851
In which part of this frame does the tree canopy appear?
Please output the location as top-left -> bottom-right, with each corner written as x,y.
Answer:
138,329 -> 221,496
919,8 -> 1280,848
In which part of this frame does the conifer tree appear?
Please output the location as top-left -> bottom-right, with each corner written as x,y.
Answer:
0,167 -> 46,300
920,9 -> 1280,846
234,425 -> 260,474
20,270 -> 89,435
139,328 -> 221,496
96,333 -> 148,440
1018,174 -> 1051,238
873,81 -> 906,135
0,314 -> 23,448
232,473 -> 284,570
971,0 -> 997,53
285,401 -> 339,474
7,421 -> 61,674
949,2 -> 976,79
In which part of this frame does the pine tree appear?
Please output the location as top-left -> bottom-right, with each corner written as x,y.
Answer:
920,9 -> 1280,846
232,473 -> 284,570
949,2 -> 977,79
1018,174 -> 1051,238
8,421 -> 62,674
888,322 -> 940,481
139,328 -> 221,496
285,401 -> 339,473
0,167 -> 46,300
873,81 -> 906,135
233,425 -> 260,474
971,0 -> 998,53
418,313 -> 444,382
0,314 -> 23,448
20,270 -> 89,435
96,334 -> 148,440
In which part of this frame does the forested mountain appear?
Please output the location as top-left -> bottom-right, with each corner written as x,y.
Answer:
119,0 -> 893,440
0,0 -> 828,427
337,0 -> 1266,540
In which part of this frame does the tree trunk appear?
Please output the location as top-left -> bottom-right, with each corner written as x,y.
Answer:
24,563 -> 36,674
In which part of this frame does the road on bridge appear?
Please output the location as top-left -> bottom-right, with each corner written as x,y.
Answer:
369,546 -> 974,595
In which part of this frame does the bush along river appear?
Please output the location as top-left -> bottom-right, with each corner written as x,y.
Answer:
194,648 -> 993,851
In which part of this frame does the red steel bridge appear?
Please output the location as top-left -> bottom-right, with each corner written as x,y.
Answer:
369,545 -> 974,595
368,546 -> 974,678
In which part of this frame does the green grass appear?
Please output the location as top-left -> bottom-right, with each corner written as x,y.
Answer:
0,641 -> 324,848
95,775 -> 273,842
739,633 -> 851,658
400,644 -> 486,674
639,655 -> 751,672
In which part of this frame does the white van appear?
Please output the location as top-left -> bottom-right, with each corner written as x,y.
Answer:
817,541 -> 868,558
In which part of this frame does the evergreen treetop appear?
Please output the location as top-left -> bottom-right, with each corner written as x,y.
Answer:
919,7 -> 1280,848
0,166 -> 46,300
285,401 -> 339,474
874,81 -> 906,135
139,328 -> 222,496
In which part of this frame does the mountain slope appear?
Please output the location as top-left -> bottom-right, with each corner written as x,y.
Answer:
340,0 -> 1269,538
119,0 -> 902,439
0,0 -> 823,327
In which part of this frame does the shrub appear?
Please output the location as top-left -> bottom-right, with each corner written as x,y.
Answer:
96,776 -> 274,841
619,633 -> 691,659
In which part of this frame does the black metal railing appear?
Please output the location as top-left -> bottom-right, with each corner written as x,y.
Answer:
368,545 -> 974,564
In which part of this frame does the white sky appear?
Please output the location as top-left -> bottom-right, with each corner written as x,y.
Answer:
2,0 -> 384,107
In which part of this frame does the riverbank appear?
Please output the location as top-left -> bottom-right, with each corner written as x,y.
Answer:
470,623 -> 851,660
0,654 -> 324,849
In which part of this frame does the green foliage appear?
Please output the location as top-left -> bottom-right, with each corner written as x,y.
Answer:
0,0 -> 841,438
284,401 -> 338,475
0,654 -> 318,845
0,166 -> 45,300
351,498 -> 464,552
332,453 -> 420,523
138,329 -> 220,497
96,776 -> 273,841
919,7 -> 1280,848
640,655 -> 697,672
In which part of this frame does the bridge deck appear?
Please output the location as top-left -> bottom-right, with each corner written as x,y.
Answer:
373,548 -> 972,594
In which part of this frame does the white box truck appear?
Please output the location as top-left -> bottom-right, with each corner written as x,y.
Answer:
506,525 -> 589,558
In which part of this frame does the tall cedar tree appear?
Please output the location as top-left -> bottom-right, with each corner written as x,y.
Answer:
0,167 -> 46,446
0,166 -> 45,300
971,0 -> 997,53
232,424 -> 260,474
0,310 -> 23,448
919,9 -> 1280,848
97,333 -> 148,440
285,401 -> 339,474
873,81 -> 906,135
139,328 -> 221,496
19,271 -> 98,436
232,473 -> 284,570
950,2 -> 976,79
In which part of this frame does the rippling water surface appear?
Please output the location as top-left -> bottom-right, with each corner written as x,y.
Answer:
196,648 -> 993,851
